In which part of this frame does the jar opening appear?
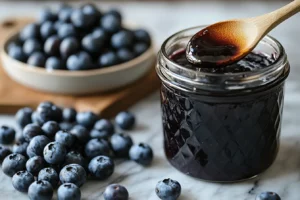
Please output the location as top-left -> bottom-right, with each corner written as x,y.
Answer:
156,26 -> 290,93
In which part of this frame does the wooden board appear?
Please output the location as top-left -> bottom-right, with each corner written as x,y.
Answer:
0,18 -> 160,117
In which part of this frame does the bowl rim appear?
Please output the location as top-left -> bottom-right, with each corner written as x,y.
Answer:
1,22 -> 155,77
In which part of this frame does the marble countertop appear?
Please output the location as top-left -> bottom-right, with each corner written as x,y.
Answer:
0,1 -> 300,200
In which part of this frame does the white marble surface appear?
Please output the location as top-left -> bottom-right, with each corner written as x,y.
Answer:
0,1 -> 300,200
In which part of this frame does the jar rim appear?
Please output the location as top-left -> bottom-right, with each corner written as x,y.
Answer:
157,25 -> 289,93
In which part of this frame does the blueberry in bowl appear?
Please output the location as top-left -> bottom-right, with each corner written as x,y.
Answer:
1,4 -> 155,95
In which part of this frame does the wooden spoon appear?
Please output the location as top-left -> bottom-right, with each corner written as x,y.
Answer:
186,0 -> 300,68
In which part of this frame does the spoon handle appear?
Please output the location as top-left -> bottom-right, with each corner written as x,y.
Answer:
248,0 -> 300,36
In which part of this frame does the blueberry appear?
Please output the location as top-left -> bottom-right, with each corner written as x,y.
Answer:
58,23 -> 76,39
2,153 -> 27,177
42,121 -> 60,138
111,133 -> 133,158
36,101 -> 58,123
27,135 -> 51,157
256,191 -> 281,200
134,43 -> 149,56
71,9 -> 95,29
115,111 -> 135,130
54,21 -> 64,31
93,119 -> 114,136
90,129 -> 110,140
31,111 -> 44,126
23,123 -> 44,142
60,37 -> 79,58
44,35 -> 61,56
8,45 -> 27,62
26,156 -> 45,175
27,52 -> 46,67
117,48 -> 135,63
69,125 -> 89,144
76,111 -> 98,129
129,143 -> 153,166
134,29 -> 151,45
59,164 -> 87,187
12,171 -> 34,193
63,151 -> 87,169
23,38 -> 42,56
55,130 -> 76,148
38,168 -> 59,188
15,107 -> 33,128
0,145 -> 12,163
155,178 -> 181,200
15,131 -> 26,143
85,138 -> 112,159
39,8 -> 57,22
88,155 -> 114,180
43,142 -> 67,164
101,14 -> 121,34
13,141 -> 29,156
82,32 -> 106,53
82,3 -> 101,19
0,125 -> 15,144
104,184 -> 129,200
40,21 -> 56,39
66,51 -> 93,71
19,23 -> 40,41
111,30 -> 134,49
58,183 -> 81,200
105,9 -> 122,20
59,122 -> 75,131
28,180 -> 53,200
98,51 -> 119,67
45,56 -> 65,70
62,108 -> 77,122
52,105 -> 63,122
8,40 -> 22,52
58,7 -> 73,23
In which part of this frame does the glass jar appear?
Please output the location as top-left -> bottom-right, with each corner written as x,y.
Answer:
156,26 -> 290,182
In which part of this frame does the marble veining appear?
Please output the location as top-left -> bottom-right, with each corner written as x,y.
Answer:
0,1 -> 300,200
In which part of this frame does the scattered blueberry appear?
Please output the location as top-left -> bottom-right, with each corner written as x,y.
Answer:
44,35 -> 61,56
36,101 -> 57,123
2,153 -> 27,177
98,51 -> 119,67
85,138 -> 112,159
59,122 -> 75,131
42,121 -> 60,138
90,129 -> 110,140
19,23 -> 40,41
129,143 -> 153,166
28,180 -> 53,200
27,135 -> 51,157
26,156 -> 45,175
31,111 -> 44,126
15,107 -> 33,128
23,38 -> 42,56
13,141 -> 29,156
88,155 -> 114,180
0,145 -> 12,163
155,178 -> 181,200
23,123 -> 44,142
117,48 -> 135,63
27,52 -> 46,67
52,105 -> 63,122
134,43 -> 149,56
60,37 -> 79,58
39,8 -> 57,22
256,192 -> 281,200
38,168 -> 59,188
66,51 -> 93,70
63,151 -> 87,169
0,125 -> 15,144
58,183 -> 81,200
115,111 -> 135,130
69,125 -> 90,144
12,170 -> 35,193
62,108 -> 77,122
55,130 -> 76,148
8,45 -> 27,62
134,29 -> 151,45
93,119 -> 114,136
58,23 -> 76,39
76,111 -> 98,129
43,142 -> 67,164
15,131 -> 26,143
111,30 -> 134,49
104,184 -> 129,200
111,133 -> 133,158
101,14 -> 121,33
59,164 -> 87,187
40,21 -> 56,39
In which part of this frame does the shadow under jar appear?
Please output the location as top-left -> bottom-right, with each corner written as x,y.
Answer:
156,26 -> 290,182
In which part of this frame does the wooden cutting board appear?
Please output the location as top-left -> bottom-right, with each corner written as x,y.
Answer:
0,18 -> 160,117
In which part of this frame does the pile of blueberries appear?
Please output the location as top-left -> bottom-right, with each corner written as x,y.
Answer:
7,3 -> 151,71
0,101 -> 155,200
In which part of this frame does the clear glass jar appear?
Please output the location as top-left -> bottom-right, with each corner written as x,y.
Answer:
156,26 -> 290,182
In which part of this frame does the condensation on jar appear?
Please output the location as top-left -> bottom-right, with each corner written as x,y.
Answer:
156,26 -> 290,182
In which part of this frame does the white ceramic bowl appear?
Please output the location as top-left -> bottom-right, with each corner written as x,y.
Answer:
1,28 -> 155,95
